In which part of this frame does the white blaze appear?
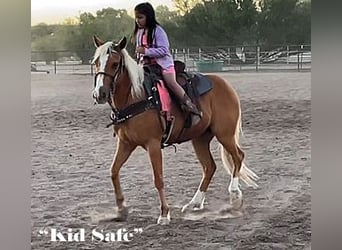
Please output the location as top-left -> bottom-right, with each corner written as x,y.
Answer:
92,54 -> 109,99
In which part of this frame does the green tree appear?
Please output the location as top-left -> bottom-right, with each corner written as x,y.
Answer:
31,23 -> 54,42
31,0 -> 311,64
286,0 -> 311,45
31,24 -> 66,63
173,0 -> 203,15
76,12 -> 98,63
178,0 -> 258,46
154,5 -> 181,48
235,0 -> 259,45
155,5 -> 178,24
64,8 -> 135,63
258,0 -> 310,45
95,8 -> 134,41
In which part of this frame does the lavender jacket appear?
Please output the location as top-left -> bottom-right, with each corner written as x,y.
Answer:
136,25 -> 174,69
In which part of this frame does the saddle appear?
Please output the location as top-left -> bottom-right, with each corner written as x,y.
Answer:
142,60 -> 213,115
142,60 -> 213,147
174,60 -> 213,105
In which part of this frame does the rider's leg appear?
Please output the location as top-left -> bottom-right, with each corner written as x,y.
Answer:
162,69 -> 202,119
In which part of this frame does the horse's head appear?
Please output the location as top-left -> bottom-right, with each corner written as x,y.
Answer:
91,36 -> 127,104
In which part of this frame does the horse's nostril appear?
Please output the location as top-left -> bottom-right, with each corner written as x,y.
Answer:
101,92 -> 106,99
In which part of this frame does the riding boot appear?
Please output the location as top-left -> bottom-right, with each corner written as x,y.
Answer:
180,93 -> 202,126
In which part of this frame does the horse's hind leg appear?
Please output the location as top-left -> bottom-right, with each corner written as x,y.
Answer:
111,139 -> 136,221
217,135 -> 245,209
182,132 -> 215,212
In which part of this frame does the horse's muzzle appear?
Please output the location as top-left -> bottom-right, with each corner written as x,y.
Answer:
92,87 -> 108,104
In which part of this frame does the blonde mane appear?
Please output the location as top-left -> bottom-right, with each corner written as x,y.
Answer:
121,49 -> 145,99
91,41 -> 112,64
92,42 -> 145,99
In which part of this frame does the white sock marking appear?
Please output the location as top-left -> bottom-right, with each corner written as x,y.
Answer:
228,177 -> 240,192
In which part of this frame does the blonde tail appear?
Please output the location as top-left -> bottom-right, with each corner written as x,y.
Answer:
220,108 -> 259,188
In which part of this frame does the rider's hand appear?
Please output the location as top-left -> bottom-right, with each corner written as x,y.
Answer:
136,46 -> 145,54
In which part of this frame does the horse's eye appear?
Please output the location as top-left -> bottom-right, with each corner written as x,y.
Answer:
113,63 -> 118,68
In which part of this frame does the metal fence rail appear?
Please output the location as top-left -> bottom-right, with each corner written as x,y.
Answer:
172,44 -> 311,72
31,44 -> 311,74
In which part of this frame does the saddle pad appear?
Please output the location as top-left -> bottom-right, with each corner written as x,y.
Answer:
193,73 -> 213,96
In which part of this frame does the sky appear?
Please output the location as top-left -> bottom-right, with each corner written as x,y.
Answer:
31,0 -> 175,25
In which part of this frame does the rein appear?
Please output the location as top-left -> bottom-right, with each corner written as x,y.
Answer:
93,50 -> 124,116
106,99 -> 156,128
94,72 -> 116,87
93,49 -> 124,90
96,50 -> 158,128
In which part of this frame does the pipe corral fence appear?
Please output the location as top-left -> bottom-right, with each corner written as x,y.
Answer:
31,44 -> 311,75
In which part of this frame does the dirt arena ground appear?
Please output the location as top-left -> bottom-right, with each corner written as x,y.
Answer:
31,71 -> 311,249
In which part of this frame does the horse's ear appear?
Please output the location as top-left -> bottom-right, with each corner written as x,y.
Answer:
117,36 -> 127,50
93,35 -> 104,48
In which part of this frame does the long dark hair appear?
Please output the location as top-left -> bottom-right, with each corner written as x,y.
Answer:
133,2 -> 160,46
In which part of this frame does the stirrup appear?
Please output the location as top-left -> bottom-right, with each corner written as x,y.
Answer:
191,109 -> 203,118
181,104 -> 202,117
162,116 -> 175,145
190,111 -> 202,127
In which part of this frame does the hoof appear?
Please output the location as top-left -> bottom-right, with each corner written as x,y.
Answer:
181,190 -> 206,213
157,211 -> 171,225
230,190 -> 243,210
231,197 -> 243,210
181,202 -> 204,213
113,206 -> 128,222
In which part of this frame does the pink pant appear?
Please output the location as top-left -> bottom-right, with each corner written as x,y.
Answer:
158,65 -> 185,121
157,80 -> 172,120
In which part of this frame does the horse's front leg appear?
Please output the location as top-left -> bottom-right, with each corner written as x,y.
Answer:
147,140 -> 170,225
111,139 -> 136,221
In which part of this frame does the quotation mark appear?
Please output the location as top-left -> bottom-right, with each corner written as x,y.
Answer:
38,228 -> 49,236
133,228 -> 143,234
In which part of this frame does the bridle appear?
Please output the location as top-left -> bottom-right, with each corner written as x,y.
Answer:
93,47 -> 125,112
93,47 -> 124,95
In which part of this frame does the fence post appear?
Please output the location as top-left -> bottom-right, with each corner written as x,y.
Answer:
90,63 -> 93,76
183,48 -> 186,63
256,46 -> 260,72
286,45 -> 289,64
227,47 -> 231,65
300,45 -> 304,70
199,48 -> 201,60
297,46 -> 300,72
54,52 -> 57,74
240,47 -> 244,72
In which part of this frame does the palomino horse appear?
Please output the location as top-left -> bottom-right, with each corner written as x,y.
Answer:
91,36 -> 258,225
